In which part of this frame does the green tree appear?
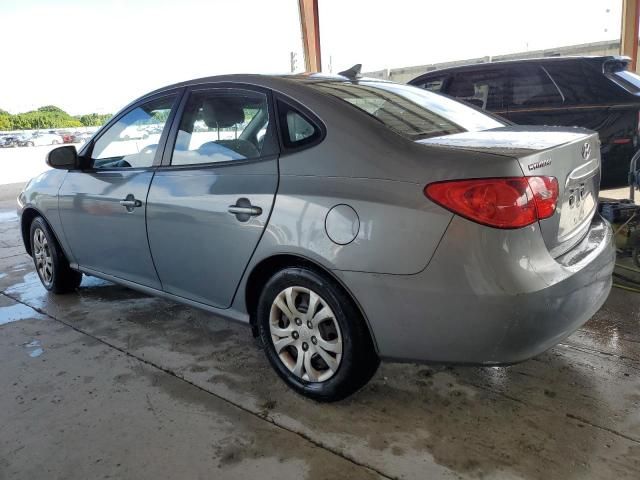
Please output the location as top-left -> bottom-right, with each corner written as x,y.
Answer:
10,111 -> 82,129
76,113 -> 112,127
37,105 -> 66,114
0,114 -> 12,130
0,105 -> 111,130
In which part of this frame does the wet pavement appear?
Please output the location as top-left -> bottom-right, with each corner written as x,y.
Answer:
0,182 -> 639,479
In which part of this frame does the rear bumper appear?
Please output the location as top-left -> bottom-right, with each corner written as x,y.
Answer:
335,214 -> 615,364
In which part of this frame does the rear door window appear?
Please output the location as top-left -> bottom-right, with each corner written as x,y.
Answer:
543,61 -> 619,104
170,88 -> 273,166
447,69 -> 507,111
508,65 -> 564,108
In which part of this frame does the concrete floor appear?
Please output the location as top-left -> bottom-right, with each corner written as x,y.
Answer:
0,182 -> 639,480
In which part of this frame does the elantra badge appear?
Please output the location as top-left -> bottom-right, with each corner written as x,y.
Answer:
528,159 -> 551,171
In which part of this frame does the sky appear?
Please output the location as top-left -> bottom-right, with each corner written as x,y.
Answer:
0,0 -> 623,115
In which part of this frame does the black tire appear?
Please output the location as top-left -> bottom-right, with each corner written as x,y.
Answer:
257,267 -> 379,402
30,216 -> 82,294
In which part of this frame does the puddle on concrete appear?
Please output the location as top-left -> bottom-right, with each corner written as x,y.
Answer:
79,276 -> 112,289
0,303 -> 39,326
0,210 -> 18,223
4,271 -> 45,305
0,211 -> 18,223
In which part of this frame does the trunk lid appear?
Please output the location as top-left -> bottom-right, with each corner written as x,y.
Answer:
419,126 -> 601,257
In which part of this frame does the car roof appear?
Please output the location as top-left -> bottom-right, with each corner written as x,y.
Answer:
134,73 -> 392,105
411,55 -> 630,78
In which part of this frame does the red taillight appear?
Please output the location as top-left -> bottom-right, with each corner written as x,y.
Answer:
526,176 -> 559,219
425,176 -> 558,229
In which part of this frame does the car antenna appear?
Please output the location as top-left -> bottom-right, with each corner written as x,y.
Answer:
338,64 -> 362,80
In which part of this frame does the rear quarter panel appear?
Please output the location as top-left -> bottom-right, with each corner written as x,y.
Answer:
251,174 -> 451,275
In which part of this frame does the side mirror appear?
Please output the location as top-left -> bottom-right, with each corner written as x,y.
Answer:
46,145 -> 79,170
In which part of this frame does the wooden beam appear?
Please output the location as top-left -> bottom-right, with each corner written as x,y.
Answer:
621,0 -> 640,71
298,0 -> 321,72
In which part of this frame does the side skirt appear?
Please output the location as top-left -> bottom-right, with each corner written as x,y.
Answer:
77,266 -> 251,325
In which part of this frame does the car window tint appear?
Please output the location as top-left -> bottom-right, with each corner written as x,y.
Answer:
542,61 -> 624,104
510,65 -> 563,107
448,69 -> 506,111
171,89 -> 269,166
277,101 -> 321,148
91,96 -> 176,169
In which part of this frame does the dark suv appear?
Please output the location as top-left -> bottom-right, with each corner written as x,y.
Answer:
409,56 -> 640,188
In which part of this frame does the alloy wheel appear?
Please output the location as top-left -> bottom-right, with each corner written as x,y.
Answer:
33,228 -> 53,286
269,286 -> 343,382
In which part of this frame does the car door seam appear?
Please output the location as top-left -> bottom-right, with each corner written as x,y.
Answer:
227,158 -> 281,310
144,168 -> 165,291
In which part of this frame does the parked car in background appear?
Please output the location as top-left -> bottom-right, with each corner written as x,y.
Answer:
28,132 -> 63,146
72,132 -> 94,144
409,56 -> 640,188
16,133 -> 35,147
1,135 -> 20,148
120,125 -> 148,140
17,73 -> 614,401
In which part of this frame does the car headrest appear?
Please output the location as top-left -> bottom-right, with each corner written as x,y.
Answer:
201,97 -> 245,128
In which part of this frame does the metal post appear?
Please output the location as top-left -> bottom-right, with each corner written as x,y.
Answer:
298,0 -> 322,72
621,0 -> 640,71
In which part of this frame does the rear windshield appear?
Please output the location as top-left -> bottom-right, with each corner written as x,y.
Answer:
310,81 -> 504,140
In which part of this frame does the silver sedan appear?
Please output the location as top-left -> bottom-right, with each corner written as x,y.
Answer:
17,73 -> 615,401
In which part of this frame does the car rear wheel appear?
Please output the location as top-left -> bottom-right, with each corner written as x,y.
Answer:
257,267 -> 379,402
30,217 -> 82,293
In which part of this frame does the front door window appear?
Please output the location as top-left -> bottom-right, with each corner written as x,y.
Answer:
91,95 -> 177,169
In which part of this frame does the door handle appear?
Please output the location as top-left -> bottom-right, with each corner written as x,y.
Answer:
119,195 -> 142,212
119,200 -> 142,208
228,198 -> 262,222
227,206 -> 262,216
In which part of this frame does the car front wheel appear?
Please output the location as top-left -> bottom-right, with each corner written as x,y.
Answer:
30,216 -> 82,293
257,267 -> 379,402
